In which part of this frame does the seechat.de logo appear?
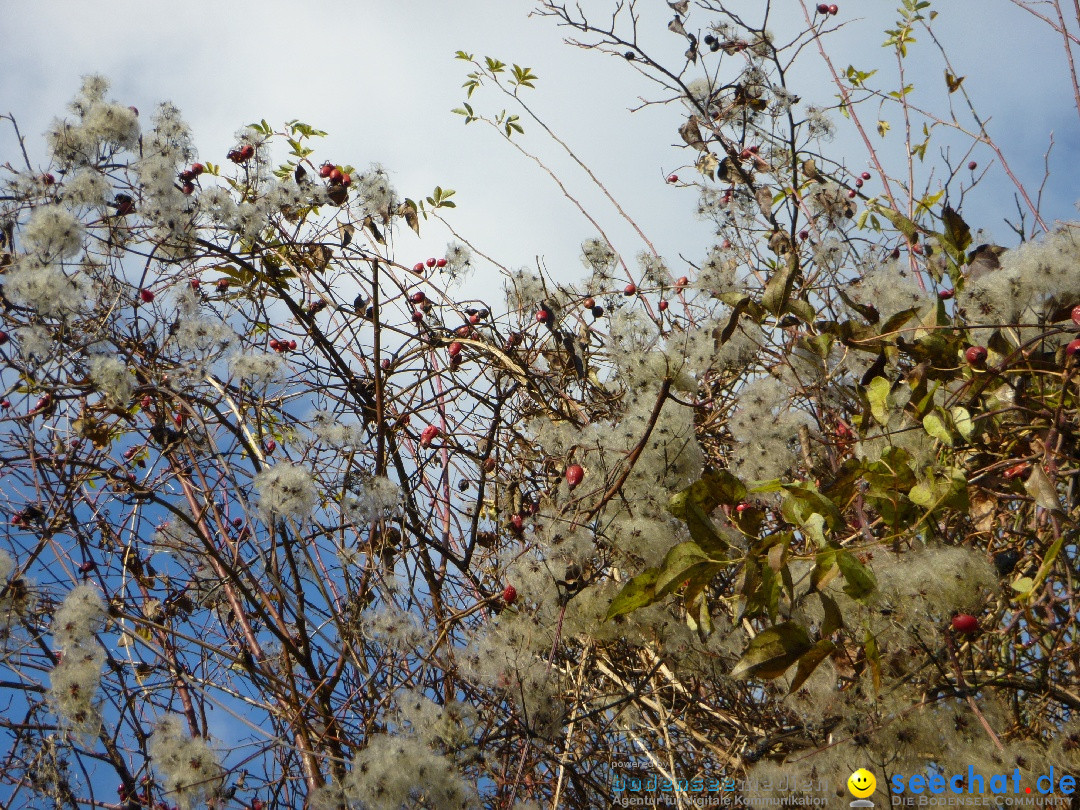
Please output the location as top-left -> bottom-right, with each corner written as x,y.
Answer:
848,768 -> 877,807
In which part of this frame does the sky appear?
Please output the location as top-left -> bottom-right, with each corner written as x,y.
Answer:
2,0 -> 1077,293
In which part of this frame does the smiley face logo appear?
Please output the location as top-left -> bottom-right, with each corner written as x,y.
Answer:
847,768 -> 877,798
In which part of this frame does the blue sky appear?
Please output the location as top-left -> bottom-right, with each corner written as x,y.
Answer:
2,0 -> 1076,293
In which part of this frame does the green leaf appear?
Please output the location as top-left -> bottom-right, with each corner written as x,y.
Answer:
1022,532 -> 1064,600
802,512 -> 827,548
871,203 -> 918,242
1010,576 -> 1034,596
951,406 -> 974,442
845,65 -> 878,88
761,253 -> 799,316
668,470 -> 746,519
685,503 -> 730,556
511,64 -> 538,89
811,550 -> 839,592
819,592 -> 844,636
837,551 -> 877,601
604,569 -> 659,620
922,410 -> 953,446
787,640 -> 836,694
867,376 -> 893,426
941,205 -> 972,255
781,484 -> 844,532
731,622 -> 814,680
654,542 -> 717,597
1025,464 -> 1061,511
909,480 -> 935,508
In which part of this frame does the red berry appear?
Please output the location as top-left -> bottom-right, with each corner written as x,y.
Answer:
536,309 -> 550,323
288,339 -> 297,350
190,278 -> 201,289
413,262 -> 425,273
141,395 -> 153,409
828,3 -> 838,13
1071,304 -> 1080,326
412,310 -> 424,323
264,439 -> 276,454
181,182 -> 195,195
740,148 -> 752,160
319,163 -> 335,178
426,257 -> 437,268
1067,338 -> 1080,358
174,412 -> 185,427
0,331 -> 7,346
217,279 -> 230,291
847,189 -> 857,199
240,144 -> 255,160
965,346 -> 988,367
509,514 -> 524,532
410,291 -> 426,304
78,561 -> 96,574
968,161 -> 977,171
469,313 -> 481,324
435,258 -> 448,268
179,169 -> 196,183
340,173 -> 351,187
581,297 -> 595,310
420,425 -> 439,447
41,173 -> 56,186
817,3 -> 829,12
735,503 -> 750,514
624,283 -> 637,296
658,300 -> 669,311
861,171 -> 871,180
456,325 -> 473,338
0,400 -> 9,409
269,339 -> 280,350
565,463 -> 584,489
667,174 -> 679,184
1003,462 -> 1031,480
139,289 -> 155,303
911,243 -> 924,255
854,178 -> 863,188
951,613 -> 978,634
502,584 -> 518,604
799,230 -> 810,241
191,163 -> 205,176
749,145 -> 759,154
328,168 -> 343,184
676,276 -> 689,289
938,289 -> 954,300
